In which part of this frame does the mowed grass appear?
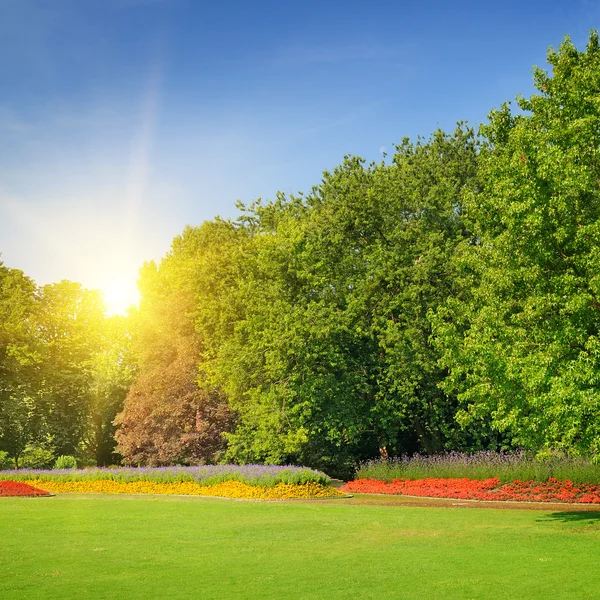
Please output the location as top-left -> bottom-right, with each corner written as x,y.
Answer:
2,495 -> 600,600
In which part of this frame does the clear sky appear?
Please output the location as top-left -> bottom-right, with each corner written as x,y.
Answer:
0,0 -> 597,313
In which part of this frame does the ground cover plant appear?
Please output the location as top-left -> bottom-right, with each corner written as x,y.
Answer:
2,494 -> 600,600
24,479 -> 341,500
345,452 -> 600,504
0,480 -> 51,497
356,451 -> 600,484
0,464 -> 329,486
0,464 -> 343,500
342,477 -> 600,504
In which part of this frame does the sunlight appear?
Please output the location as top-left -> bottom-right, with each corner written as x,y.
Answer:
100,276 -> 139,316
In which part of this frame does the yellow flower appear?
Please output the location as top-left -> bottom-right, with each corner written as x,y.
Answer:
28,479 -> 344,500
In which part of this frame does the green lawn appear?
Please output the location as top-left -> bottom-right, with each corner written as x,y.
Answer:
2,494 -> 600,599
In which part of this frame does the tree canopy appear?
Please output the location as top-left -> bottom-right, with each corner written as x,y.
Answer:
4,32 -> 600,472
434,32 -> 600,457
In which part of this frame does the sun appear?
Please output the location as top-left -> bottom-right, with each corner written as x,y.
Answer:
100,276 -> 140,316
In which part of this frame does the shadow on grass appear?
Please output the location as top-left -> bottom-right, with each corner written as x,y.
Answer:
540,511 -> 600,525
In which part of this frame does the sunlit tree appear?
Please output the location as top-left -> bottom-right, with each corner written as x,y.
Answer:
434,32 -> 600,457
0,262 -> 40,467
115,235 -> 235,466
32,281 -> 105,457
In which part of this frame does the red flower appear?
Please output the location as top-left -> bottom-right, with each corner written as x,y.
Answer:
0,480 -> 51,497
340,477 -> 600,504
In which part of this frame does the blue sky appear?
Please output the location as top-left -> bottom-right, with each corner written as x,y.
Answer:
0,0 -> 598,312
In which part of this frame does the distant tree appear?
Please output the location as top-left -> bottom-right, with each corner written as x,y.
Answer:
0,262 -> 41,468
32,281 -> 105,457
84,314 -> 137,466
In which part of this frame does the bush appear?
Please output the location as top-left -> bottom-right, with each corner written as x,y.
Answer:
0,451 -> 14,470
54,455 -> 77,470
20,446 -> 54,470
75,457 -> 98,469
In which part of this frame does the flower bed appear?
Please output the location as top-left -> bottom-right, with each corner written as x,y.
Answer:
342,477 -> 499,499
0,465 -> 344,500
0,480 -> 52,497
26,479 -> 343,500
0,464 -> 329,487
341,477 -> 600,503
356,451 -> 600,484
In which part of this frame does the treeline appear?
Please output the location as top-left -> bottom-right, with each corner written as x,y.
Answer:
3,34 -> 600,475
0,276 -> 135,468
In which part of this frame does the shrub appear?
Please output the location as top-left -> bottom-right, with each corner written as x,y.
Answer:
0,451 -> 14,470
54,455 -> 77,470
20,446 -> 54,470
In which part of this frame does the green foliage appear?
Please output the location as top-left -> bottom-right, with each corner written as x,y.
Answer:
19,445 -> 54,470
0,451 -> 13,470
84,314 -> 137,466
32,281 -> 106,457
434,31 -> 600,458
0,263 -> 41,468
54,455 -> 77,469
0,265 -> 135,468
193,126 -> 486,476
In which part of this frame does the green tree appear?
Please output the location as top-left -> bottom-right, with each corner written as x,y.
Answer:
32,281 -> 105,457
0,262 -> 41,468
434,32 -> 600,457
85,314 -> 137,466
195,126 -> 482,475
115,235 -> 235,466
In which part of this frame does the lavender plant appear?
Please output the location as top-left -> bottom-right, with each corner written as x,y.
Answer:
0,464 -> 330,487
356,451 -> 600,484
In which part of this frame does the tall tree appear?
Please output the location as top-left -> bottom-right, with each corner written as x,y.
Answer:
196,126 -> 482,475
115,230 -> 235,466
434,32 -> 600,457
32,281 -> 105,457
85,314 -> 137,466
0,262 -> 40,467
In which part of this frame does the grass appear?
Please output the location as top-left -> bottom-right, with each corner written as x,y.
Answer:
356,451 -> 600,484
2,494 -> 600,599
